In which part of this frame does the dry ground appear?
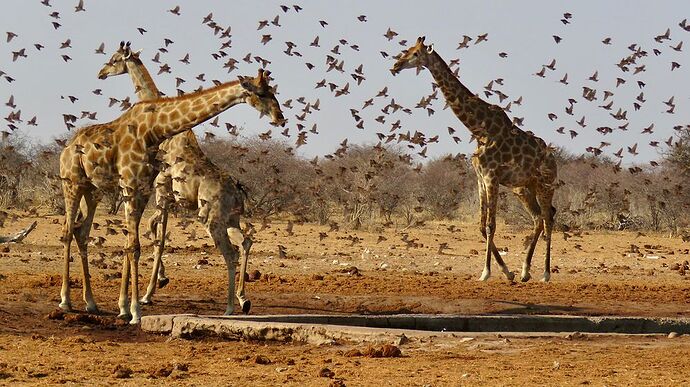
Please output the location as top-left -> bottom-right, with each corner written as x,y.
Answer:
1,211 -> 690,386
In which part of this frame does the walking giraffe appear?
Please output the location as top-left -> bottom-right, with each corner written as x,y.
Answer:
391,37 -> 557,282
59,47 -> 285,324
97,41 -> 276,314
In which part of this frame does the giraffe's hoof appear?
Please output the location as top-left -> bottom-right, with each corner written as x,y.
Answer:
117,312 -> 133,322
85,304 -> 99,314
541,272 -> 551,282
58,302 -> 72,312
129,317 -> 141,325
140,297 -> 153,306
504,271 -> 515,282
241,300 -> 251,314
158,277 -> 169,289
521,272 -> 532,282
478,270 -> 491,281
224,308 -> 235,316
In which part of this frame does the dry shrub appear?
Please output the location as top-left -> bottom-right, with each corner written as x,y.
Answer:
1,130 -> 687,234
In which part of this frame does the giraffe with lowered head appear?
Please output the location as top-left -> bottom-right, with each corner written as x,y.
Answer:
97,41 -> 279,314
59,44 -> 285,324
391,37 -> 557,282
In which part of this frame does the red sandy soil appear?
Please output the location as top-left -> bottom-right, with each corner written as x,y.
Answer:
1,212 -> 690,385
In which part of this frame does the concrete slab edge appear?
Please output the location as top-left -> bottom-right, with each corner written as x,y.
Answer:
140,314 -> 690,344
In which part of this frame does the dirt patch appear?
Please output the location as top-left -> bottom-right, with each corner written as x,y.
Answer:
1,214 -> 690,384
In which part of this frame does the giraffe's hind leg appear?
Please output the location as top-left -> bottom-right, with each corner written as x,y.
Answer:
142,187 -> 170,305
536,187 -> 556,282
206,220 -> 239,315
228,221 -> 252,314
513,187 -> 543,282
73,191 -> 100,313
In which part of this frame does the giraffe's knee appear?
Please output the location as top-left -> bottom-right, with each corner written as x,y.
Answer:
242,237 -> 253,252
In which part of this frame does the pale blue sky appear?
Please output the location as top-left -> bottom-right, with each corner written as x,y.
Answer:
1,1 -> 688,164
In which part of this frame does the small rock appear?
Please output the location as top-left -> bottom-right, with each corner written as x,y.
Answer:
344,349 -> 362,357
394,333 -> 409,346
565,331 -> 586,340
152,364 -> 173,378
46,309 -> 65,320
364,344 -> 402,358
112,365 -> 133,379
254,355 -> 271,365
380,344 -> 402,358
469,249 -> 479,255
248,269 -> 261,281
311,274 -> 324,281
668,332 -> 681,338
318,367 -> 335,378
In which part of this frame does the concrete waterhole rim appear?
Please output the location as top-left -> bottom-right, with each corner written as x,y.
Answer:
141,314 -> 690,344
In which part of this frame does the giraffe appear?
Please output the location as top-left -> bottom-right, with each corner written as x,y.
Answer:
391,37 -> 557,282
59,50 -> 285,324
97,41 -> 274,314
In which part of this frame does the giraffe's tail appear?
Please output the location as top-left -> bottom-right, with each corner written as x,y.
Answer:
234,180 -> 249,214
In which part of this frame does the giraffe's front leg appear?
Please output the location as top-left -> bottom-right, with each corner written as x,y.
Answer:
480,179 -> 502,282
118,253 -> 131,321
74,192 -> 101,313
118,192 -> 145,324
229,226 -> 252,314
59,188 -> 83,311
477,179 -> 492,281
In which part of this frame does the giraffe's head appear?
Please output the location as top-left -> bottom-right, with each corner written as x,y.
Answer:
390,36 -> 434,75
238,69 -> 286,127
97,41 -> 141,79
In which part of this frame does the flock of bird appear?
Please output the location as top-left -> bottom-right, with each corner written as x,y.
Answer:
1,2 -> 689,198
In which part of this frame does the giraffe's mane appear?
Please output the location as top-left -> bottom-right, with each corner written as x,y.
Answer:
130,57 -> 160,95
135,79 -> 243,106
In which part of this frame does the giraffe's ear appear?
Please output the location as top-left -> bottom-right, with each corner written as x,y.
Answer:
417,36 -> 426,45
427,44 -> 434,54
133,49 -> 143,57
238,76 -> 254,91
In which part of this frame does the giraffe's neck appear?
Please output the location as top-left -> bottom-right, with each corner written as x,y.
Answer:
425,51 -> 496,141
124,58 -> 199,147
125,58 -> 161,100
134,81 -> 248,142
